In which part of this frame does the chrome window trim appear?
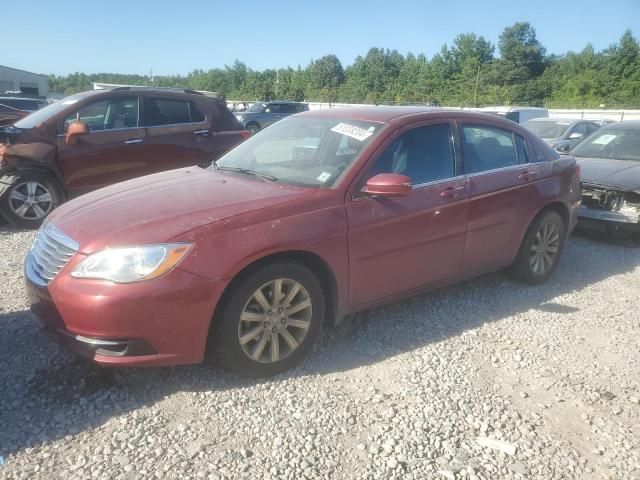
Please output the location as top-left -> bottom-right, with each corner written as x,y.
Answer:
465,163 -> 530,178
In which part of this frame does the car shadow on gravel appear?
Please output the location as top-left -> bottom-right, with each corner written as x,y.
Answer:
1,236 -> 640,458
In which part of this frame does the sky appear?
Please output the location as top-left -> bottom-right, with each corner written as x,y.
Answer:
3,0 -> 639,77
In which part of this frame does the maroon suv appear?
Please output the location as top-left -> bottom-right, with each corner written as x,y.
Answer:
0,87 -> 249,227
24,108 -> 580,377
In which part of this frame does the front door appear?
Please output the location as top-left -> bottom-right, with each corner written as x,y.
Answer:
56,95 -> 147,194
346,122 -> 469,307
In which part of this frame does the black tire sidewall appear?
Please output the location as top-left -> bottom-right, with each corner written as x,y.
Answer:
215,262 -> 325,377
0,172 -> 64,228
512,210 -> 566,285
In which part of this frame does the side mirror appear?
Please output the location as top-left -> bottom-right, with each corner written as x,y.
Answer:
66,121 -> 90,145
569,132 -> 584,140
555,143 -> 571,153
362,173 -> 412,197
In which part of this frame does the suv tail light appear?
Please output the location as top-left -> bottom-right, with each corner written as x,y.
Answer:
239,130 -> 252,140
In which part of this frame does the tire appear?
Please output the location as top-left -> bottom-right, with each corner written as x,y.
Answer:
509,210 -> 566,285
246,122 -> 260,135
0,172 -> 64,228
213,261 -> 325,377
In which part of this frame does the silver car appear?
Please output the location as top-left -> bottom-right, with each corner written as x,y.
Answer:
522,118 -> 603,152
234,101 -> 309,135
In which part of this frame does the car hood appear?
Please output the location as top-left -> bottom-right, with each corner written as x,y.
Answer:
50,167 -> 314,253
576,157 -> 640,191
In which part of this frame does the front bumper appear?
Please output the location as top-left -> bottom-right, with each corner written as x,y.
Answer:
25,262 -> 226,367
577,205 -> 640,233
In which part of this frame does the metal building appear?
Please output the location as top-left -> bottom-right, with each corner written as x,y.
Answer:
0,65 -> 48,96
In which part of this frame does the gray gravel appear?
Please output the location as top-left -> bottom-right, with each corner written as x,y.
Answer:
1,227 -> 639,480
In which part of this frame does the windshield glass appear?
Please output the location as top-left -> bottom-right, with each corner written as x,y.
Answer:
523,120 -> 570,138
247,103 -> 266,113
571,127 -> 640,161
212,116 -> 382,187
14,95 -> 83,129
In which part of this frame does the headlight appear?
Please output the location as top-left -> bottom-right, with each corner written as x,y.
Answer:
71,243 -> 192,283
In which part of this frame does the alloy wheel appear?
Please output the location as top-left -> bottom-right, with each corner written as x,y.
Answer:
529,222 -> 560,275
238,278 -> 312,363
8,181 -> 54,220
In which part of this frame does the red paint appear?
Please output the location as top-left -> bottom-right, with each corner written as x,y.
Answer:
26,109 -> 580,367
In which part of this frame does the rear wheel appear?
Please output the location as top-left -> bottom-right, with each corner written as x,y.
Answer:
214,261 -> 324,377
0,172 -> 64,228
509,210 -> 566,284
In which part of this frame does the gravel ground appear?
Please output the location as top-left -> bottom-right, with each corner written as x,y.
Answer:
0,227 -> 639,480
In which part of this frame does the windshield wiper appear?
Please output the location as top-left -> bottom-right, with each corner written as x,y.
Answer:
213,161 -> 277,182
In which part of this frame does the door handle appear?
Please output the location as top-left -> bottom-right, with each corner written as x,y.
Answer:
124,138 -> 144,144
518,171 -> 537,181
193,129 -> 210,136
440,186 -> 466,198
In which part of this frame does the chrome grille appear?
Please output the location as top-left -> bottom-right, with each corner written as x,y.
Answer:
25,222 -> 79,287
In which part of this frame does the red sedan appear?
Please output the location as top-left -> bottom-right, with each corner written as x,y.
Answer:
24,108 -> 581,376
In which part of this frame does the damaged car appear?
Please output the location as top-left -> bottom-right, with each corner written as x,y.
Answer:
573,121 -> 640,244
0,87 -> 249,227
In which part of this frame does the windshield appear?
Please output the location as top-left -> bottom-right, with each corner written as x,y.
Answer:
212,116 -> 382,187
523,120 -> 570,138
14,95 -> 83,129
247,103 -> 266,113
572,127 -> 640,161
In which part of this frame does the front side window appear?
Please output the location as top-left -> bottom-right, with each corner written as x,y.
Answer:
213,116 -> 381,187
585,123 -> 600,135
571,123 -> 587,136
265,104 -> 281,114
143,98 -> 190,126
461,125 -> 518,173
368,124 -> 455,185
62,96 -> 139,132
247,102 -> 266,113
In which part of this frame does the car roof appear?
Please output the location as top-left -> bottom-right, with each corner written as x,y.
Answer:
475,106 -> 548,113
299,106 -> 522,126
266,100 -> 307,104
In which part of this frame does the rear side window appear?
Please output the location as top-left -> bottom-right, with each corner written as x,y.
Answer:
585,123 -> 600,135
189,102 -> 206,123
143,98 -> 191,126
515,135 -> 529,163
369,124 -> 455,185
280,103 -> 298,114
461,125 -> 518,173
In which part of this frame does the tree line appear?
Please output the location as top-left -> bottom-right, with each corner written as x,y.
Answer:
48,23 -> 640,109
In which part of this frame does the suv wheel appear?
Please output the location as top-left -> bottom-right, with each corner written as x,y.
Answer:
246,122 -> 260,135
509,210 -> 566,284
213,261 -> 324,377
0,172 -> 63,228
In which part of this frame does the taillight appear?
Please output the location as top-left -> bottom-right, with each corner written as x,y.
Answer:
239,130 -> 251,140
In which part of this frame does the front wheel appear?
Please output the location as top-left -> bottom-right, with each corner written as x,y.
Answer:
0,172 -> 64,228
509,210 -> 566,284
213,262 -> 325,377
246,122 -> 260,135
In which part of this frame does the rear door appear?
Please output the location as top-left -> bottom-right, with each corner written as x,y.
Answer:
346,121 -> 469,307
56,95 -> 147,193
458,121 -> 547,271
262,103 -> 285,127
140,96 -> 212,171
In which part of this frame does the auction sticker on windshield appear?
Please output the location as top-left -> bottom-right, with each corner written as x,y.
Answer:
331,123 -> 374,141
593,134 -> 616,145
